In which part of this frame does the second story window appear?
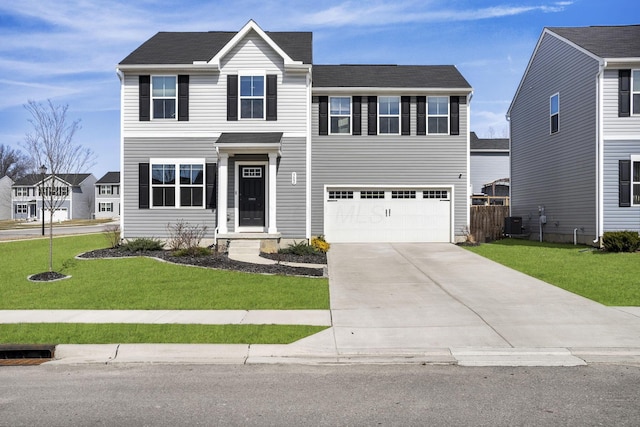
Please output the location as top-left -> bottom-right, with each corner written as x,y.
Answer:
550,93 -> 559,134
15,187 -> 28,197
633,70 -> 640,115
99,185 -> 112,195
428,97 -> 449,134
240,76 -> 264,119
152,76 -> 177,119
330,97 -> 351,134
379,96 -> 400,134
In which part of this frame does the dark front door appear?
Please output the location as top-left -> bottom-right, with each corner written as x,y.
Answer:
239,165 -> 265,227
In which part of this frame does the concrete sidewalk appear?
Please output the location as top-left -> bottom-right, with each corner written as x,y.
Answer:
5,243 -> 640,366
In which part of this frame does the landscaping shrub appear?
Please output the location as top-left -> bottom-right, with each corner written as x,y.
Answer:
172,247 -> 212,257
166,220 -> 208,251
280,240 -> 319,255
602,231 -> 640,253
311,235 -> 330,253
103,224 -> 121,248
122,237 -> 165,252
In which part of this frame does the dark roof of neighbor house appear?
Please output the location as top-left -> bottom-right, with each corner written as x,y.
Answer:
470,132 -> 509,151
96,171 -> 120,184
313,65 -> 471,89
13,173 -> 92,186
548,25 -> 640,58
120,31 -> 313,65
216,132 -> 283,145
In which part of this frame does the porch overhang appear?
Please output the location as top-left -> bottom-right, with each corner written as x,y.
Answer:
215,132 -> 283,156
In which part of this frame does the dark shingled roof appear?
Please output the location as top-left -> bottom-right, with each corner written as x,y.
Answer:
548,25 -> 640,58
13,173 -> 92,186
470,132 -> 509,151
120,31 -> 312,65
313,65 -> 471,89
96,171 -> 120,184
216,132 -> 283,145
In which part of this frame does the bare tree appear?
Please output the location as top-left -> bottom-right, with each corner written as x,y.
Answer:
21,100 -> 96,273
0,144 -> 32,180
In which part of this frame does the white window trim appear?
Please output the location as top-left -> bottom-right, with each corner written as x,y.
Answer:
427,96 -> 449,135
15,187 -> 28,197
15,204 -> 28,214
151,75 -> 177,120
632,155 -> 640,206
149,158 -> 205,209
329,96 -> 352,135
378,96 -> 401,135
632,70 -> 640,116
550,92 -> 560,134
99,185 -> 112,195
99,202 -> 113,212
239,72 -> 266,120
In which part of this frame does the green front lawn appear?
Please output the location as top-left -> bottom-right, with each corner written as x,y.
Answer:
0,234 -> 329,344
465,239 -> 640,306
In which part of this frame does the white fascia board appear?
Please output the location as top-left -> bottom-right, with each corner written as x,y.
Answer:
117,64 -> 219,72
209,19 -> 303,68
312,87 -> 472,95
604,58 -> 640,68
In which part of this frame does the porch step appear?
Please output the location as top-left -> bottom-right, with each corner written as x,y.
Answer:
227,239 -> 261,257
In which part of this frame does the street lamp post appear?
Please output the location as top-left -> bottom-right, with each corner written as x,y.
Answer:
40,165 -> 46,236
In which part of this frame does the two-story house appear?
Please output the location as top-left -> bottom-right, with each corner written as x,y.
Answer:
11,173 -> 96,222
95,172 -> 120,219
117,20 -> 472,246
470,132 -> 510,205
508,25 -> 640,244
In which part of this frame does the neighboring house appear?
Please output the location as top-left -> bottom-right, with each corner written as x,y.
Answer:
470,131 -> 509,204
508,25 -> 640,244
117,20 -> 472,245
95,172 -> 120,219
0,175 -> 14,219
11,173 -> 96,221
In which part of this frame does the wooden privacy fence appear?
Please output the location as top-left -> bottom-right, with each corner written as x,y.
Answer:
470,205 -> 510,243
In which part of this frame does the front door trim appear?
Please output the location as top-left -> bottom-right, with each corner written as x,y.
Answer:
235,161 -> 269,232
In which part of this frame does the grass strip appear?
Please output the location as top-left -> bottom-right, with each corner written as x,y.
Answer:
0,324 -> 328,345
465,239 -> 640,306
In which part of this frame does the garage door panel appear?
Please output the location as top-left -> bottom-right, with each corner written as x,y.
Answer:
325,188 -> 451,243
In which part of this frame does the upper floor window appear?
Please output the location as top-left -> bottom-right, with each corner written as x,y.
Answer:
633,70 -> 640,115
330,97 -> 351,134
240,76 -> 264,119
550,93 -> 559,134
99,185 -> 112,195
39,186 -> 69,197
428,97 -> 448,134
379,96 -> 400,134
152,76 -> 177,119
14,187 -> 28,197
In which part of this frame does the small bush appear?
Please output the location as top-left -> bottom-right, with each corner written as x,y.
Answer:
103,224 -> 121,248
311,235 -> 330,253
172,247 -> 212,257
280,240 -> 319,256
167,220 -> 208,251
602,231 -> 640,253
122,238 -> 165,252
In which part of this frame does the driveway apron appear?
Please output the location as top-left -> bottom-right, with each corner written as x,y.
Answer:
324,243 -> 640,353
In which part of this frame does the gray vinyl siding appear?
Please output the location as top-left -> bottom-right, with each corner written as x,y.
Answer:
311,96 -> 469,238
603,68 -> 640,136
603,140 -> 640,231
510,33 -> 600,241
122,137 -> 217,239
470,153 -> 509,194
275,137 -> 307,238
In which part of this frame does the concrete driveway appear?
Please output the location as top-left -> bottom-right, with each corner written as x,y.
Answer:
294,243 -> 640,364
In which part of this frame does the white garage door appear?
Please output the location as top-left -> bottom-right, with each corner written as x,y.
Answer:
43,208 -> 68,223
324,188 -> 452,243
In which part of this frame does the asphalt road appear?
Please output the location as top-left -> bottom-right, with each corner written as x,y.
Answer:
0,364 -> 638,426
0,222 -> 114,240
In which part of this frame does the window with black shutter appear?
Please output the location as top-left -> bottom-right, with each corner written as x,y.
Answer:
139,76 -> 150,121
352,96 -> 362,135
266,74 -> 277,121
417,96 -> 426,135
619,159 -> 631,207
227,75 -> 238,121
178,75 -> 189,121
368,96 -> 377,135
619,70 -> 631,118
138,163 -> 149,209
318,96 -> 328,135
401,96 -> 410,135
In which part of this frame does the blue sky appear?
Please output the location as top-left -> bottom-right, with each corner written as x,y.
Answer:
0,0 -> 637,178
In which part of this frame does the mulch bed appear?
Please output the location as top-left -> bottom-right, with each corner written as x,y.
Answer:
260,252 -> 327,264
78,247 -> 326,277
28,271 -> 69,282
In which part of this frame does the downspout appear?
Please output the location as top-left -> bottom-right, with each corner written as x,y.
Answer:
116,68 -> 125,242
595,60 -> 606,245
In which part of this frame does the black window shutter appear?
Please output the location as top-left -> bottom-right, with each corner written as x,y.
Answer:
450,96 -> 460,136
619,70 -> 631,118
205,163 -> 217,209
266,74 -> 277,121
352,96 -> 362,135
138,163 -> 149,209
417,96 -> 426,135
139,76 -> 150,121
227,75 -> 238,121
401,96 -> 410,135
368,96 -> 377,135
178,75 -> 189,121
318,96 -> 328,135
619,159 -> 631,207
